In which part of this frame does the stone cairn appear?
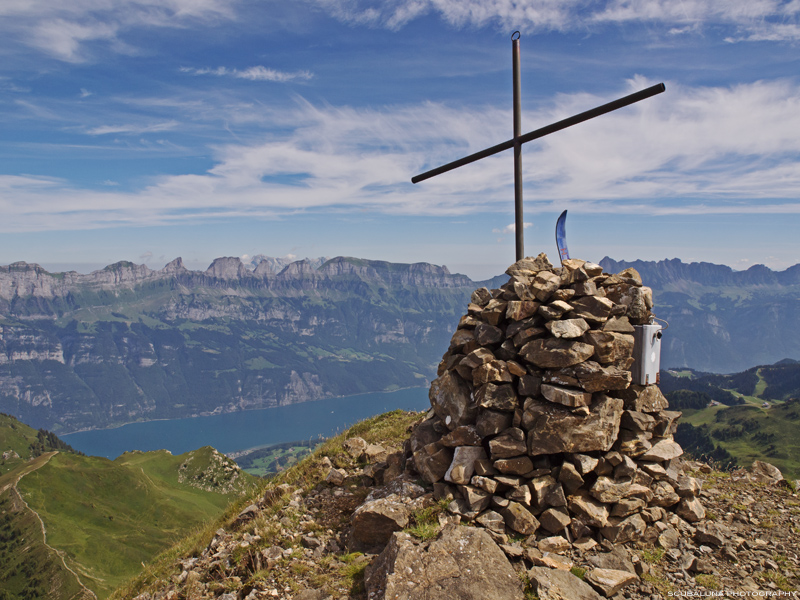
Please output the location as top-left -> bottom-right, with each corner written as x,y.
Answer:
409,253 -> 706,548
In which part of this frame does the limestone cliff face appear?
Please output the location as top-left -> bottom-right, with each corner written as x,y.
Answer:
598,256 -> 800,372
0,256 -> 472,311
0,255 -> 476,432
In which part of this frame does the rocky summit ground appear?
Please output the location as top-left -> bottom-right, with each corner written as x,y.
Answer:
115,410 -> 800,600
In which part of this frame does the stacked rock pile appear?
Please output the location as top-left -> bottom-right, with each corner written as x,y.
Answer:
409,253 -> 706,547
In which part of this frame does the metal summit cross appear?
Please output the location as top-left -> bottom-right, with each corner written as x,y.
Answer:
412,32 -> 665,262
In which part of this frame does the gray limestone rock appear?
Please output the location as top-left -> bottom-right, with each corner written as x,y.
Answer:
694,522 -> 730,547
350,495 -> 414,553
541,383 -> 592,408
676,496 -> 706,522
531,271 -> 562,302
343,437 -> 368,457
584,568 -> 638,598
471,287 -> 493,306
502,501 -> 540,535
479,299 -> 508,326
582,331 -> 634,364
651,481 -> 680,507
476,409 -> 514,437
521,338 -> 595,369
524,395 -> 623,456
471,475 -> 499,495
601,513 -> 646,544
429,371 -> 477,430
476,510 -> 507,533
538,536 -> 570,554
601,316 -> 635,333
440,425 -> 483,447
489,427 -> 527,459
572,454 -> 599,475
676,475 -> 702,497
610,498 -> 645,518
569,296 -> 615,323
539,507 -> 572,534
545,318 -> 590,339
473,360 -> 513,386
444,446 -> 487,485
568,494 -> 609,528
652,410 -> 682,436
528,566 -> 604,600
325,468 -> 346,486
557,462 -> 584,494
475,383 -> 518,412
620,410 -> 656,432
589,476 -> 630,504
506,254 -> 554,276
567,361 -> 632,393
539,300 -> 574,320
494,456 -> 534,476
640,439 -> 683,462
507,300 -> 539,321
750,460 -> 784,484
587,547 -> 636,575
460,485 -> 493,513
461,347 -> 496,369
413,442 -> 454,484
614,384 -> 669,412
475,322 -> 504,345
364,527 -> 524,600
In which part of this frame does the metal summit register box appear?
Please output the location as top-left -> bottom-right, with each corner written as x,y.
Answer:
632,323 -> 663,385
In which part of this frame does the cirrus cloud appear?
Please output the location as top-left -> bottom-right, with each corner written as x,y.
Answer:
3,78 -> 800,233
180,66 -> 314,83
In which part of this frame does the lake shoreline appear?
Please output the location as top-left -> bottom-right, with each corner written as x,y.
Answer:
60,385 -> 429,437
60,387 -> 431,459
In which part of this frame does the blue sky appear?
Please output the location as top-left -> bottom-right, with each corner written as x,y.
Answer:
1,1 -> 799,279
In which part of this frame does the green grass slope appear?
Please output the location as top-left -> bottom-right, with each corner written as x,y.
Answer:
0,413 -> 81,476
111,409 -> 421,600
234,440 -> 323,477
0,456 -> 87,600
680,398 -> 800,478
13,447 -> 256,599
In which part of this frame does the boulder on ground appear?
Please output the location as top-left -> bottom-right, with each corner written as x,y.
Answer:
364,526 -> 523,600
528,566 -> 604,600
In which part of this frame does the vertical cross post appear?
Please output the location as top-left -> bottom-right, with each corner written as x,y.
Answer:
512,31 -> 524,262
411,36 -> 665,260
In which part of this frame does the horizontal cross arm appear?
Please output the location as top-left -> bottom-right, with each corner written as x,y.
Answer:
412,82 -> 665,184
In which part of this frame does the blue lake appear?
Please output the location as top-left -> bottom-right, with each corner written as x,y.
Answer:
61,388 -> 430,459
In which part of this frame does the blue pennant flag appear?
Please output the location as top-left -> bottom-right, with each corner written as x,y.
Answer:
555,210 -> 569,264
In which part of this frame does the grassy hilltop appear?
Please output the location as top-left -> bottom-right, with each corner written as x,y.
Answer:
664,363 -> 800,478
0,414 -> 257,599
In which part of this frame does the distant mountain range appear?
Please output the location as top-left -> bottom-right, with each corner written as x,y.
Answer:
599,257 -> 800,373
1,254 -> 799,433
0,256 -> 478,433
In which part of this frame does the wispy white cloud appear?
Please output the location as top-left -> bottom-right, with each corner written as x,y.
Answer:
85,120 -> 179,135
180,66 -> 314,83
493,223 -> 532,235
1,0 -> 238,62
3,0 -> 796,64
312,0 -> 800,42
3,79 -> 800,232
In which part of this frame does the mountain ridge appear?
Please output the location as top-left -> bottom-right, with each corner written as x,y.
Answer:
2,253 -> 800,433
599,256 -> 800,288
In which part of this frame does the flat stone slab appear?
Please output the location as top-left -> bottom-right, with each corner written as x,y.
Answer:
528,566 -> 604,600
364,527 -> 524,600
